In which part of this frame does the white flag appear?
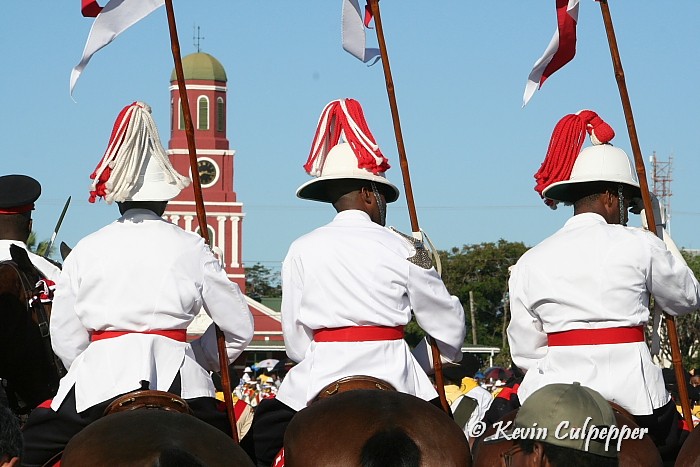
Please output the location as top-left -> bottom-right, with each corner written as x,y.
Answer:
70,0 -> 165,96
341,0 -> 380,63
522,0 -> 579,107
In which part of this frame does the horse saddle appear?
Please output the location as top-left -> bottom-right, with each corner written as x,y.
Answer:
313,375 -> 396,402
104,389 -> 193,416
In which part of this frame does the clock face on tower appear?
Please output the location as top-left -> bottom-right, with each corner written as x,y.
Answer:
197,159 -> 219,187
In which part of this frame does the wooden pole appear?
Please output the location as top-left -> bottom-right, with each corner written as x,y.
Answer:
164,0 -> 238,443
502,293 -> 509,352
598,0 -> 693,429
367,0 -> 450,415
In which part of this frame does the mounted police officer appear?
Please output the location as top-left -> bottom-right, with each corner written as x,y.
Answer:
21,102 -> 254,466
507,110 -> 700,461
241,98 -> 467,466
0,175 -> 60,283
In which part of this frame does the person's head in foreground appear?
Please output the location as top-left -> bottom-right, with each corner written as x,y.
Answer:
491,383 -> 619,467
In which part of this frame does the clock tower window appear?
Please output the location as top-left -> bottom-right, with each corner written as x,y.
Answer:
216,97 -> 225,132
198,96 -> 209,130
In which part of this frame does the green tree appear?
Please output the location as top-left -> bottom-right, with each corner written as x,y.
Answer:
661,250 -> 700,370
245,263 -> 282,299
405,239 -> 529,367
26,231 -> 55,258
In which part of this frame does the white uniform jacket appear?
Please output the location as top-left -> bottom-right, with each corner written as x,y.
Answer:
0,240 -> 61,283
508,213 -> 700,415
276,210 -> 466,411
49,209 -> 254,412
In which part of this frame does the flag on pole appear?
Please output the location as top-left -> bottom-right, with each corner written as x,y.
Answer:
523,0 -> 580,107
71,0 -> 165,96
81,0 -> 103,17
341,0 -> 380,63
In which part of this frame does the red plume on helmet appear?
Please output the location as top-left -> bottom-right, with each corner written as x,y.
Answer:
303,98 -> 390,177
534,110 -> 615,208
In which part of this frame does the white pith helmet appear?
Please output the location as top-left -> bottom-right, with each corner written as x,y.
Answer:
296,143 -> 400,203
543,144 -> 641,203
127,151 -> 183,201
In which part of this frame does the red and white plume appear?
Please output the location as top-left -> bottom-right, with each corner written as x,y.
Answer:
534,110 -> 615,207
341,0 -> 380,63
71,0 -> 165,96
303,98 -> 390,177
89,101 -> 190,204
523,0 -> 579,107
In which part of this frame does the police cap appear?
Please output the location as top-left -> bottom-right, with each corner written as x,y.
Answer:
0,175 -> 41,214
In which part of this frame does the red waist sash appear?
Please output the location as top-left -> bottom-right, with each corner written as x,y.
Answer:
90,329 -> 187,342
313,325 -> 404,342
547,325 -> 644,346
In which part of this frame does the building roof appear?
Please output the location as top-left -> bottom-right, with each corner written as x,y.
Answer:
187,295 -> 282,343
170,52 -> 227,82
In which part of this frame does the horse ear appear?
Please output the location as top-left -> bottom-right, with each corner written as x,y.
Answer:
60,242 -> 73,261
10,244 -> 39,279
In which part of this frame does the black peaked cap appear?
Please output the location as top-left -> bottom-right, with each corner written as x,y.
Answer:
0,175 -> 41,210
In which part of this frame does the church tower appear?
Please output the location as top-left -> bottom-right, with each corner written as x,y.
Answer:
164,52 -> 245,291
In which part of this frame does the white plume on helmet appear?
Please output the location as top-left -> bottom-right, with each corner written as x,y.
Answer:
89,101 -> 190,204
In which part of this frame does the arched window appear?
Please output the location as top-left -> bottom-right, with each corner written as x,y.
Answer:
178,98 -> 184,130
194,225 -> 216,245
216,97 -> 225,132
197,96 -> 209,130
170,98 -> 174,134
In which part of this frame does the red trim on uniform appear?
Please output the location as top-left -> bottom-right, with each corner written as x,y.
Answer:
90,329 -> 187,342
272,447 -> 285,467
496,383 -> 520,400
0,203 -> 34,214
313,325 -> 404,342
37,399 -> 53,409
548,326 -> 644,346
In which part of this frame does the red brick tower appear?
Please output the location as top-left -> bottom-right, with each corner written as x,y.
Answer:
165,52 -> 245,291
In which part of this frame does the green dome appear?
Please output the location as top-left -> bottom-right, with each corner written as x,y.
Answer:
170,52 -> 227,82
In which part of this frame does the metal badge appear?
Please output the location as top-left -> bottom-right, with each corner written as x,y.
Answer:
389,227 -> 433,269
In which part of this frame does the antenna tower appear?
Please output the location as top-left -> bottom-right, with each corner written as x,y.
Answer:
649,151 -> 673,233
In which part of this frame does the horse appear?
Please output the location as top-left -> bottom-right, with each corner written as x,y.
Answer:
283,389 -> 472,467
471,403 -> 663,467
59,409 -> 254,466
675,423 -> 700,467
0,245 -> 64,415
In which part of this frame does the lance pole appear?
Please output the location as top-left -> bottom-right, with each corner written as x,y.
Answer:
164,0 -> 239,443
368,0 -> 450,415
598,0 -> 693,429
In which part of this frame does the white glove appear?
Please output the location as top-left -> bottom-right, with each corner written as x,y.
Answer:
639,211 -> 686,268
411,336 -> 461,375
639,192 -> 666,237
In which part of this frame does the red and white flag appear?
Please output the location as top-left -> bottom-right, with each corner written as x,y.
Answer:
523,0 -> 579,107
341,0 -> 380,63
71,0 -> 165,96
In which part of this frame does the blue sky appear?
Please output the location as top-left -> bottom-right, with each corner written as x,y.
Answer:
2,2 -> 699,271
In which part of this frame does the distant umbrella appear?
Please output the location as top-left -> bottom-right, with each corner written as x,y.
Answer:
271,358 -> 295,373
483,367 -> 512,382
253,359 -> 279,371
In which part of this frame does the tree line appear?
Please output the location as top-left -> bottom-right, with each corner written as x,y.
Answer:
244,240 -> 700,371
